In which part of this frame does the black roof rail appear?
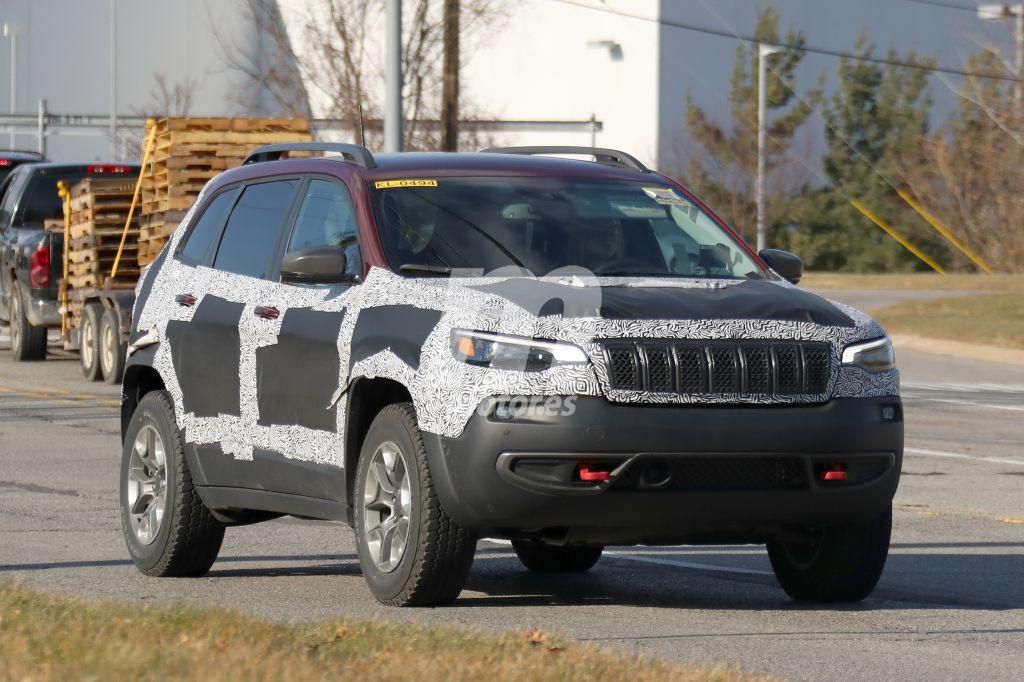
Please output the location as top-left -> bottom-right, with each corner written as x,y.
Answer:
243,142 -> 377,169
481,146 -> 649,172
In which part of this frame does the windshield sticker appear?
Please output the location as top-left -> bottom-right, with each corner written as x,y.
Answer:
642,186 -> 690,209
374,179 -> 438,189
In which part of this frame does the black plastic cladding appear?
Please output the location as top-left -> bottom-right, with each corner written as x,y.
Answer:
601,340 -> 832,396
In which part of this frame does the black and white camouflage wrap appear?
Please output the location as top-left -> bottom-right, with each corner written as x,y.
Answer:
133,182 -> 899,469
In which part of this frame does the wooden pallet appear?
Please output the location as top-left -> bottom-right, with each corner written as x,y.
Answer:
136,117 -> 311,266
159,117 -> 311,133
64,177 -> 142,294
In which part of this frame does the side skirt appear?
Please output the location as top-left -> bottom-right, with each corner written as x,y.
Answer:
197,486 -> 348,522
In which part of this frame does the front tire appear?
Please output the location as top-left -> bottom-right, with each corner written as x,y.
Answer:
10,282 -> 47,361
120,390 -> 225,577
354,403 -> 477,606
512,541 -> 603,572
99,307 -> 126,384
80,303 -> 103,381
767,505 -> 892,603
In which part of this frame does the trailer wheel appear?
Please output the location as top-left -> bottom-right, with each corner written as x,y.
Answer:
80,303 -> 103,381
100,307 -> 126,384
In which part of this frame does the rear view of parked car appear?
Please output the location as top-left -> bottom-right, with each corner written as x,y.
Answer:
0,162 -> 135,361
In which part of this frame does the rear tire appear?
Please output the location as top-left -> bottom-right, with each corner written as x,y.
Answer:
512,541 -> 603,573
120,390 -> 225,577
767,505 -> 892,603
99,307 -> 126,384
80,303 -> 103,381
354,403 -> 477,606
10,282 -> 46,361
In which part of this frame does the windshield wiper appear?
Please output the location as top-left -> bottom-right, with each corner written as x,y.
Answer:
399,264 -> 452,276
593,271 -> 675,278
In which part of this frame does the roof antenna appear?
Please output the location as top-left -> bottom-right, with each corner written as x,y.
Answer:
358,103 -> 367,147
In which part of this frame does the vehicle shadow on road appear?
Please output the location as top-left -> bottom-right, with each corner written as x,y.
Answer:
0,554 -> 363,579
457,544 -> 1024,612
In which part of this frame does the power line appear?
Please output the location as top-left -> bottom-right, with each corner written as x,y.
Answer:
549,0 -> 1022,82
901,0 -> 983,14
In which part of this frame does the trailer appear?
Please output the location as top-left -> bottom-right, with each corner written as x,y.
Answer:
52,116 -> 313,383
56,173 -> 143,384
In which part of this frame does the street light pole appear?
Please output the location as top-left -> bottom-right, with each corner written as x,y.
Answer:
110,0 -> 118,160
756,43 -> 781,254
384,0 -> 403,153
978,3 -> 1024,111
4,23 -> 16,148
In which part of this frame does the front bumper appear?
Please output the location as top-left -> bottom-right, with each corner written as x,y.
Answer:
423,396 -> 903,544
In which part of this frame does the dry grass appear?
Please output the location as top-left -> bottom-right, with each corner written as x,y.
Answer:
0,582 -> 764,682
802,272 -> 1024,292
873,293 -> 1024,350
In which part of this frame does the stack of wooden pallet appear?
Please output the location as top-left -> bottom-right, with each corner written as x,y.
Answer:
66,178 -> 141,289
138,117 -> 312,265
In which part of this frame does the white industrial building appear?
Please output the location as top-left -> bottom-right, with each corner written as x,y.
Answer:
0,0 -> 1008,170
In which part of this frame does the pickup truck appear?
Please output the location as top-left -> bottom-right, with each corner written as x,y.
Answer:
0,150 -> 46,188
0,161 -> 136,360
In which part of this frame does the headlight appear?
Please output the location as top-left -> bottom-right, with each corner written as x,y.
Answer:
841,337 -> 895,373
450,330 -> 589,372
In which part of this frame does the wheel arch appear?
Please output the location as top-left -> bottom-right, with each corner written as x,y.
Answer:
121,354 -> 166,442
343,377 -> 413,520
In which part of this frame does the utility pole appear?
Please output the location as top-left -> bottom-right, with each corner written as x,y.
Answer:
384,0 -> 403,153
441,0 -> 460,151
110,0 -> 118,160
756,43 -> 781,254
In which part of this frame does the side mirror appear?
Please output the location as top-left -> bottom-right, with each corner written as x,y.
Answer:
758,248 -> 803,285
280,246 -> 357,285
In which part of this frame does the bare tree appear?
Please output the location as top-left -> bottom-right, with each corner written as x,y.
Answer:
214,0 -> 507,150
113,74 -> 200,160
210,0 -> 312,117
149,73 -> 198,118
901,51 -> 1024,272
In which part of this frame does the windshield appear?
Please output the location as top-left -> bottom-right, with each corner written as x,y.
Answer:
370,177 -> 764,279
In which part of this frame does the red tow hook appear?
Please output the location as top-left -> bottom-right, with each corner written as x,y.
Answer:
821,464 -> 848,482
578,463 -> 613,482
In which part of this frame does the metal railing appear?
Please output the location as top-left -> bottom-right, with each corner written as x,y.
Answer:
0,102 -> 603,158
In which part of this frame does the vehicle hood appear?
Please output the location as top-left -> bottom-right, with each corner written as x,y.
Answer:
464,277 -> 855,327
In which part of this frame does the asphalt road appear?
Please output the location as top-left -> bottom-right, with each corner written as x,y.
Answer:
1,307 -> 1023,681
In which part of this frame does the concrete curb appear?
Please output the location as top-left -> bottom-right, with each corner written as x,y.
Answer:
891,334 -> 1024,367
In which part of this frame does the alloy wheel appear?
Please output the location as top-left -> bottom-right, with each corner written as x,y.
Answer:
10,295 -> 21,352
126,424 -> 168,545
362,440 -> 413,573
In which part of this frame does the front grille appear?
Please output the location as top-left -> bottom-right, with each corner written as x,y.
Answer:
600,340 -> 832,396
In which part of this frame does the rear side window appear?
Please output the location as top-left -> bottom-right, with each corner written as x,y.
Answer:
178,187 -> 239,265
212,180 -> 298,279
16,170 -> 88,228
0,169 -> 27,228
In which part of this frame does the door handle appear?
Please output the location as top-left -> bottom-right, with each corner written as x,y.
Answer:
175,293 -> 196,307
254,305 -> 280,320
